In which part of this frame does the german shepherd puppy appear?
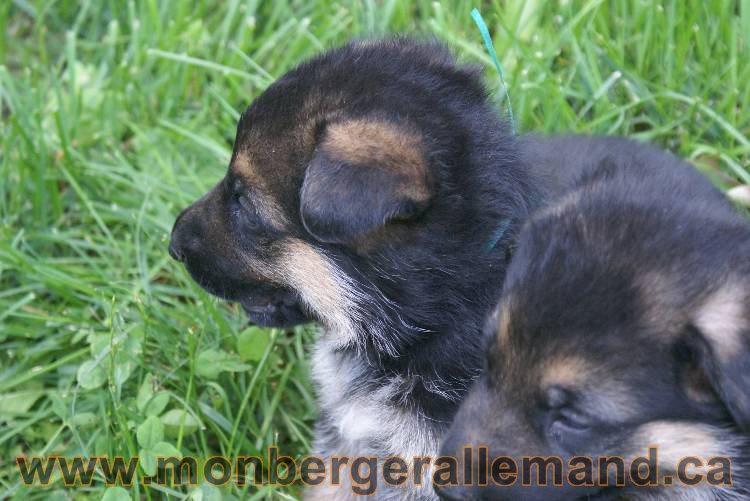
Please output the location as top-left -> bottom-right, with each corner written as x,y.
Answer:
169,39 -> 543,499
438,137 -> 750,500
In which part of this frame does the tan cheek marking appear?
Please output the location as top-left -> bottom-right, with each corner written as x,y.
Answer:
236,238 -> 360,347
272,239 -> 359,346
693,280 -> 746,362
626,421 -> 731,468
587,382 -> 639,421
325,119 -> 430,202
235,249 -> 276,282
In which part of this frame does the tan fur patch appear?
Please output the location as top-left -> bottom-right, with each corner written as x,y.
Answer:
588,382 -> 639,422
272,238 -> 361,347
540,356 -> 592,388
230,151 -> 257,178
693,280 -> 746,362
495,302 -> 511,347
627,421 -> 732,468
230,152 -> 289,230
539,357 -> 638,419
324,119 -> 430,202
251,190 -> 290,231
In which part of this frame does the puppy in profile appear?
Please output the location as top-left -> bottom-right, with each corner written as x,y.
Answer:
170,38 -> 546,499
438,138 -> 750,500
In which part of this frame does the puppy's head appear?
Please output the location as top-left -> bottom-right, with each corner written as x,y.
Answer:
438,185 -> 750,500
170,39 -> 525,354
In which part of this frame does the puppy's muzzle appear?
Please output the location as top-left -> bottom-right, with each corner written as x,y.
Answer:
170,202 -> 310,328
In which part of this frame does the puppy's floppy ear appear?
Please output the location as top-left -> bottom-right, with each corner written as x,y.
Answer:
689,280 -> 750,430
299,119 -> 432,244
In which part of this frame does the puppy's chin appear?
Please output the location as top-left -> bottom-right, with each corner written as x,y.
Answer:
182,262 -> 311,327
239,290 -> 310,328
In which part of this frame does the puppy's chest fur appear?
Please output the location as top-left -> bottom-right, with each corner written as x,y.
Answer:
310,337 -> 444,499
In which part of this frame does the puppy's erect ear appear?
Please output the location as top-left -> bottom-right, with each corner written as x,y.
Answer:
299,119 -> 432,244
690,280 -> 750,430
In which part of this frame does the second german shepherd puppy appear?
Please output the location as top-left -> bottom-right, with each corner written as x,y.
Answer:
438,138 -> 750,500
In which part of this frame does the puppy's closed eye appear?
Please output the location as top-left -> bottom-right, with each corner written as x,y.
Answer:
543,386 -> 594,448
228,188 -> 263,230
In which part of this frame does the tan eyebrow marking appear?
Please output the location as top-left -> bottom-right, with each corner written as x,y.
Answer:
539,356 -> 639,419
539,356 -> 592,388
230,152 -> 289,230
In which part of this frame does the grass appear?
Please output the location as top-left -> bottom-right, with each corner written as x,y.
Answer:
1,0 -> 748,499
